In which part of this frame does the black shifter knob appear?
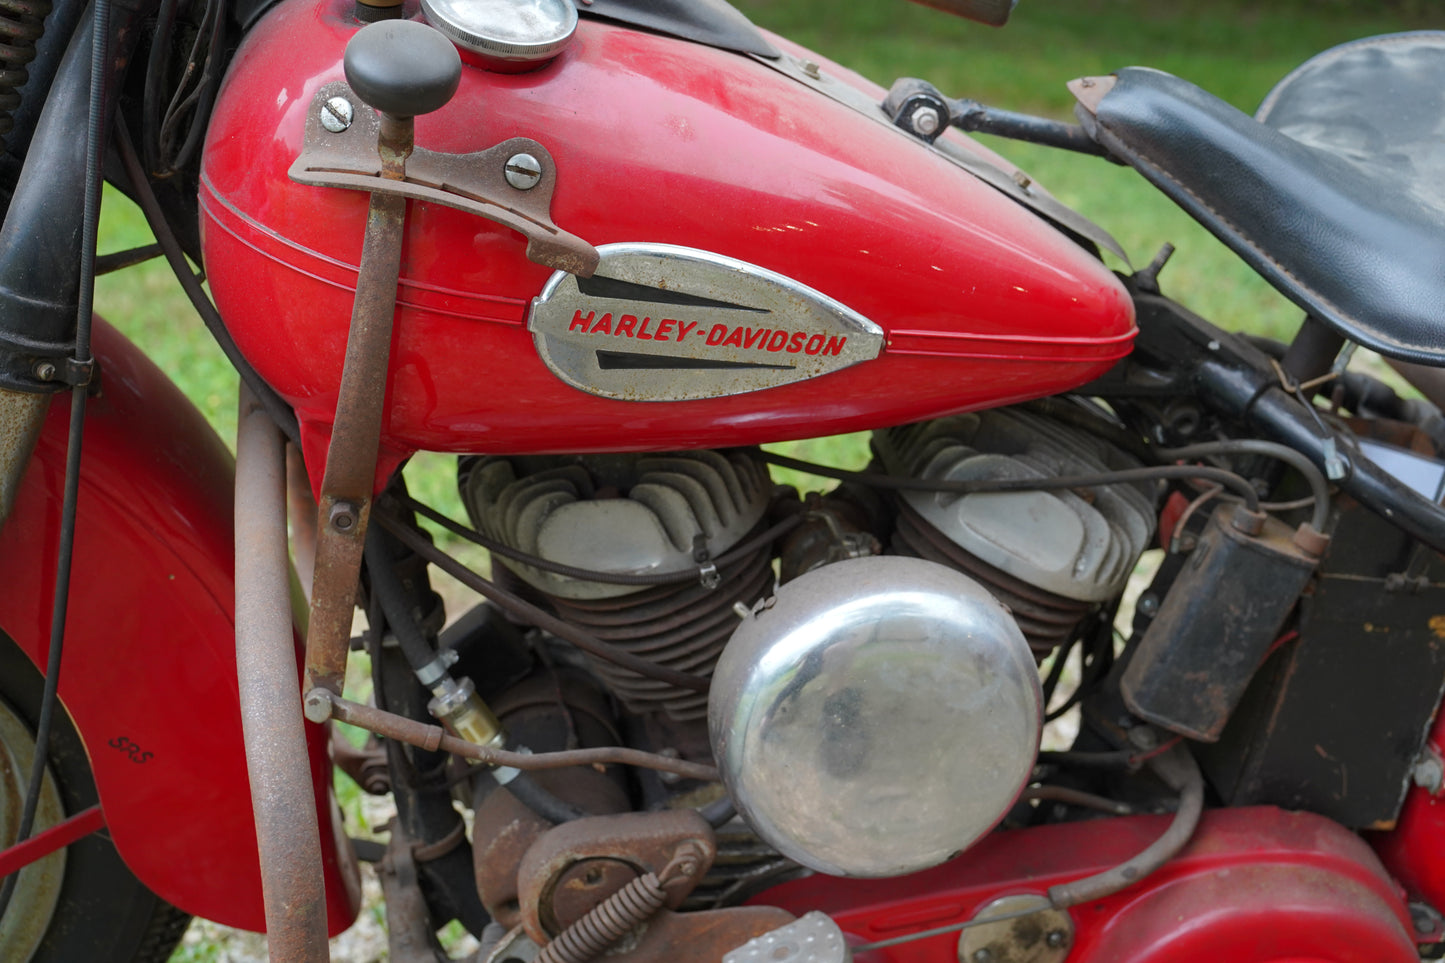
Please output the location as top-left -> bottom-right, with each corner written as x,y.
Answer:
344,20 -> 461,118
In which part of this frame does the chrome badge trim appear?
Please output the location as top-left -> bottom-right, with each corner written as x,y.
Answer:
529,243 -> 884,401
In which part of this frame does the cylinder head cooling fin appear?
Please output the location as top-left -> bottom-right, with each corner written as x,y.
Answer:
460,450 -> 774,719
877,407 -> 1156,654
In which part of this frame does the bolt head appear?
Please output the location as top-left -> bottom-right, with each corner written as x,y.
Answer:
800,59 -> 821,79
32,361 -> 56,382
972,950 -> 994,963
321,96 -> 354,133
910,105 -> 942,136
1046,929 -> 1069,948
303,689 -> 334,723
504,153 -> 542,190
329,501 -> 359,532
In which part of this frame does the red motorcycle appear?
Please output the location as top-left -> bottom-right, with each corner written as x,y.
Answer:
3,0 -> 1444,959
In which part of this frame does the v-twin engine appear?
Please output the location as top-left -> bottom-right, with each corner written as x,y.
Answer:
455,404 -> 1156,886
462,405 -> 1155,701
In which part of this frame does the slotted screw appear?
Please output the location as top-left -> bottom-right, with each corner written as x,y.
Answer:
321,96 -> 354,133
505,153 -> 542,190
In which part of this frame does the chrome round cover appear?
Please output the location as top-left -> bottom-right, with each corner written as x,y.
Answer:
420,0 -> 577,66
708,556 -> 1041,878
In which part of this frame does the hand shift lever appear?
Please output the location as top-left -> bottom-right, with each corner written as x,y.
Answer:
303,20 -> 460,698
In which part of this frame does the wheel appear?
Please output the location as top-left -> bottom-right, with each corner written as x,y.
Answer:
0,634 -> 191,963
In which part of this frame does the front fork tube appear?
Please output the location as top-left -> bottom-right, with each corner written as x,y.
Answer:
235,383 -> 331,962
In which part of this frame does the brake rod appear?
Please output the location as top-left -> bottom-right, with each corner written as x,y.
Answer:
312,690 -> 721,783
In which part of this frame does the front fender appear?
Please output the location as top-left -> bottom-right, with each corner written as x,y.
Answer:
0,317 -> 359,933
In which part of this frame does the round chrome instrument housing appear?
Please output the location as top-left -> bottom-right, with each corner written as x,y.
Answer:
420,0 -> 577,68
708,556 -> 1042,878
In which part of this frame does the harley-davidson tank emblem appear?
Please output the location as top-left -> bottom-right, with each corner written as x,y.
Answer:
529,243 -> 884,401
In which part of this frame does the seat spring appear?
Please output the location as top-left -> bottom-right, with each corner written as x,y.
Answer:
0,0 -> 49,144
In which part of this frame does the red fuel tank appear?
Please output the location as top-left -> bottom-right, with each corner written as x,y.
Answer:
200,0 -> 1134,481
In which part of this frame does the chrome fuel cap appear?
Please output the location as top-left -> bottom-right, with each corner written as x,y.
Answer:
420,0 -> 577,70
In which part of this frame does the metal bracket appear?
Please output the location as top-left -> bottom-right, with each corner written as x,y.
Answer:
290,82 -> 599,277
32,356 -> 95,388
379,819 -> 451,963
957,894 -> 1073,963
882,77 -> 952,144
517,811 -> 716,942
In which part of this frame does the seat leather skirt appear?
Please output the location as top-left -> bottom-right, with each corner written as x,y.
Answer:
1075,33 -> 1445,365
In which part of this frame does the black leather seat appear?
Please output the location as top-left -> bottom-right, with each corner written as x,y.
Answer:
1073,32 -> 1445,366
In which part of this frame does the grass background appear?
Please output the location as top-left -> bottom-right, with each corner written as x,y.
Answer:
113,0 -> 1442,958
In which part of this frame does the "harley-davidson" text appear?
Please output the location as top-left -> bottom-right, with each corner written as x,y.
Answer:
568,310 -> 848,356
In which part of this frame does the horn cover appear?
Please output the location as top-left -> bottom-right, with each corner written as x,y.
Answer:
709,556 -> 1042,878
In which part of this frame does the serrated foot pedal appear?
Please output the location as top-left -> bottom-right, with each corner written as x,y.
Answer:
723,912 -> 851,963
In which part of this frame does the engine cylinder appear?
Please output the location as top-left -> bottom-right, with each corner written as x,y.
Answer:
544,534 -> 774,719
892,501 -> 1090,658
461,449 -> 774,718
877,407 -> 1156,654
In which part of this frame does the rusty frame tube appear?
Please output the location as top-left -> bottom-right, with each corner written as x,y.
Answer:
317,692 -> 721,782
287,444 -> 319,603
236,383 -> 330,963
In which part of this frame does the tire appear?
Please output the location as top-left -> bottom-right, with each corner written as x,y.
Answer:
0,634 -> 191,963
